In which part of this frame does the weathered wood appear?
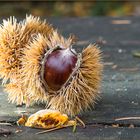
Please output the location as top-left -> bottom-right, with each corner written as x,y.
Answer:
0,128 -> 11,136
1,17 -> 140,139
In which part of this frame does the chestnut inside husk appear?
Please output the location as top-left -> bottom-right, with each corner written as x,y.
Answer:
42,47 -> 78,91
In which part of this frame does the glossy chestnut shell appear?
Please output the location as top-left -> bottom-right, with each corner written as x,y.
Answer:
43,47 -> 78,91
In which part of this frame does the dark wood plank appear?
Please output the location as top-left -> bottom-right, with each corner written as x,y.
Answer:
1,17 -> 140,139
1,125 -> 140,140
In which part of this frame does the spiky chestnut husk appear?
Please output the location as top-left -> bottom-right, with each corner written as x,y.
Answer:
0,16 -> 103,116
0,15 -> 53,83
20,32 -> 75,105
21,32 -> 103,116
0,15 -> 53,105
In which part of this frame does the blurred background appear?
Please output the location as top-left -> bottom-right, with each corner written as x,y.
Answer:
0,1 -> 140,17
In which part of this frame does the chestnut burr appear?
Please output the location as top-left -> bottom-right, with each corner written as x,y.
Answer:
0,15 -> 103,116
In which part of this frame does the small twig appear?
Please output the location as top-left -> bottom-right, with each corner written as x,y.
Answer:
115,117 -> 140,121
0,123 -> 13,126
119,68 -> 139,72
75,116 -> 86,128
72,119 -> 77,132
36,125 -> 69,135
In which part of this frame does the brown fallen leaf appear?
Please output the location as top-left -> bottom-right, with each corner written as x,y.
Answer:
17,109 -> 85,134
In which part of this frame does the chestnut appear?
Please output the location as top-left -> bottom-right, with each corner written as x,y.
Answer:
43,47 -> 78,91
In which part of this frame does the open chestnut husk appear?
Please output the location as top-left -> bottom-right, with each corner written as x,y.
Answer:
0,15 -> 103,116
20,32 -> 103,116
23,32 -> 103,116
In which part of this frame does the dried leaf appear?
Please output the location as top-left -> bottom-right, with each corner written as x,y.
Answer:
17,109 -> 85,133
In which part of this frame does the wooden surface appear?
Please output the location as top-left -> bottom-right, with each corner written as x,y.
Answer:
1,17 -> 140,140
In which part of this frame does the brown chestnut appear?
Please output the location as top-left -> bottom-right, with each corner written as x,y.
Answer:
43,47 -> 78,91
